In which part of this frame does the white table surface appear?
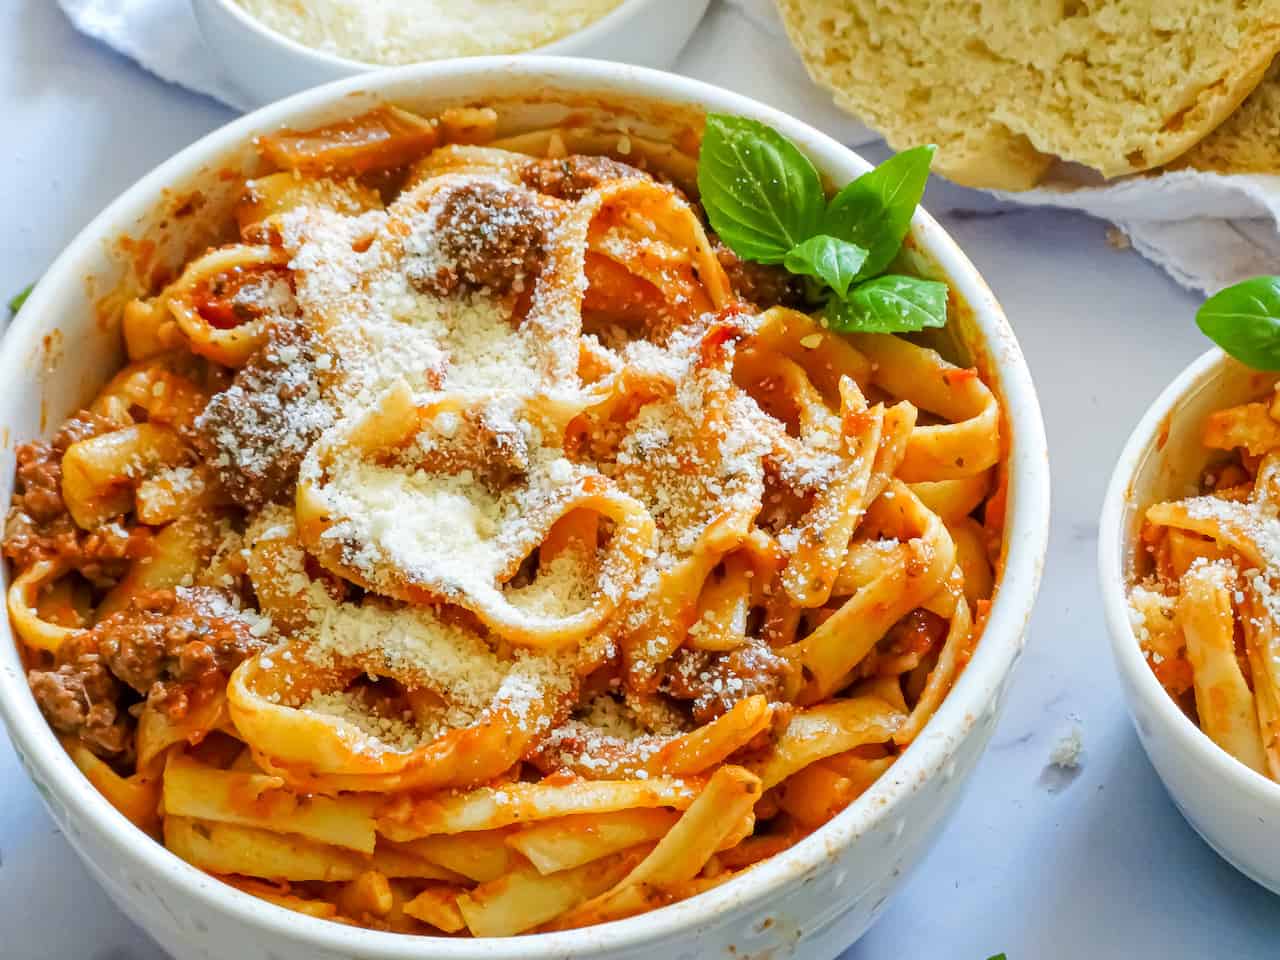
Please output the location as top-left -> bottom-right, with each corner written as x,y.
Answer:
4,3 -> 1280,958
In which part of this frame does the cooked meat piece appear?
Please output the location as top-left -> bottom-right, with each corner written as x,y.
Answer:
90,588 -> 266,704
27,587 -> 265,765
194,320 -> 333,509
882,609 -> 947,664
3,411 -> 149,584
519,155 -> 648,201
29,656 -> 135,763
408,180 -> 552,296
53,411 -> 118,449
14,441 -> 64,523
663,640 -> 796,724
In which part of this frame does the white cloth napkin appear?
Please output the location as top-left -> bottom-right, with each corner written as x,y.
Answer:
57,0 -> 1280,294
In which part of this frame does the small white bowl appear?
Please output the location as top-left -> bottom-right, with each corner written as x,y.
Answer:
0,57 -> 1049,959
192,0 -> 712,108
1100,349 -> 1280,893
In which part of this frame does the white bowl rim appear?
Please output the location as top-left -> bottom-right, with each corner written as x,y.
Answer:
1098,346 -> 1280,807
0,56 -> 1050,958
203,0 -> 670,73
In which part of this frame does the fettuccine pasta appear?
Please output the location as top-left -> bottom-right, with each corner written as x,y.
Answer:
3,104 -> 1004,936
1131,386 -> 1280,781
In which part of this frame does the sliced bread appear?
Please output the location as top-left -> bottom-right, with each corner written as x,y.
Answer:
1171,58 -> 1280,174
774,0 -> 1280,190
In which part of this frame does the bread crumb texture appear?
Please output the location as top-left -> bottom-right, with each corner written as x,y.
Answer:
774,0 -> 1280,188
1049,725 -> 1084,769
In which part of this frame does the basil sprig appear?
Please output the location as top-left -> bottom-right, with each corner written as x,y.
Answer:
697,115 -> 824,264
824,145 -> 936,281
1196,276 -> 1280,370
827,274 -> 949,334
698,115 -> 944,333
783,235 -> 868,298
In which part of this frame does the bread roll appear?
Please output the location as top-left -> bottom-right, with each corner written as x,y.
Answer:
775,0 -> 1280,189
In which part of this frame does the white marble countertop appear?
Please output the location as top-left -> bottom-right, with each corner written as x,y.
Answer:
4,3 -> 1280,958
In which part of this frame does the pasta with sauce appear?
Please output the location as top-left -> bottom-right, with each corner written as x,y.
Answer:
3,104 -> 1004,936
1131,385 -> 1280,781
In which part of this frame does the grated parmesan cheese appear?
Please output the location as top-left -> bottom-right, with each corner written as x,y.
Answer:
202,150 -> 875,764
304,690 -> 424,752
232,0 -> 626,66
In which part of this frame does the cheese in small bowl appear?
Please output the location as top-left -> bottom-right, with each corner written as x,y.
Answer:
233,0 -> 626,65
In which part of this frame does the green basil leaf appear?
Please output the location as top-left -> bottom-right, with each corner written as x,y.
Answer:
8,282 -> 33,314
783,235 -> 869,299
986,955 -> 1008,960
825,274 -> 948,333
1196,276 -> 1280,370
823,144 -> 935,280
697,114 -> 825,264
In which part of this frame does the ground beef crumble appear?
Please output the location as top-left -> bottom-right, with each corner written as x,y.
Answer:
194,320 -> 334,509
26,588 -> 267,765
663,640 -> 795,725
2,411 -> 151,585
409,180 -> 552,297
519,155 -> 649,201
29,656 -> 135,763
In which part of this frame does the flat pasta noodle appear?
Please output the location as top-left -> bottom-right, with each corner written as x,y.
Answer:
506,808 -> 680,875
458,853 -> 640,937
63,736 -> 162,832
537,694 -> 774,780
1132,392 -> 1280,783
8,559 -> 80,654
228,631 -> 574,794
403,883 -> 469,932
164,815 -> 369,882
785,483 -> 958,703
96,513 -> 225,618
546,766 -> 761,930
848,333 -> 1000,483
366,842 -> 471,883
746,698 -> 906,790
1178,563 -> 1268,775
136,690 -> 229,770
163,749 -> 382,852
2,103 -> 1005,936
296,385 -> 656,650
383,831 -> 521,883
376,776 -> 705,841
164,244 -> 294,368
61,424 -> 190,530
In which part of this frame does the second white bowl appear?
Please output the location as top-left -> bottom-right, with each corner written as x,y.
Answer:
1100,348 -> 1280,893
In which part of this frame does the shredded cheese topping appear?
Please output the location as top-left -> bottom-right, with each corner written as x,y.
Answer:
232,0 -> 626,66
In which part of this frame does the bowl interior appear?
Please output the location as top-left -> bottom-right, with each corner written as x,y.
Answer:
0,60 -> 1049,958
206,0 -> 666,72
1100,349 -> 1280,809
1117,354 -> 1279,583
7,83 -> 995,434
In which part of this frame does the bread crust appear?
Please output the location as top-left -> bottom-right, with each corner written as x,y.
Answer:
775,0 -> 1280,189
1171,58 -> 1280,174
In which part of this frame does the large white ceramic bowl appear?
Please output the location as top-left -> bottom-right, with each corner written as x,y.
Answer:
0,58 -> 1049,960
1100,349 -> 1280,893
192,0 -> 712,107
